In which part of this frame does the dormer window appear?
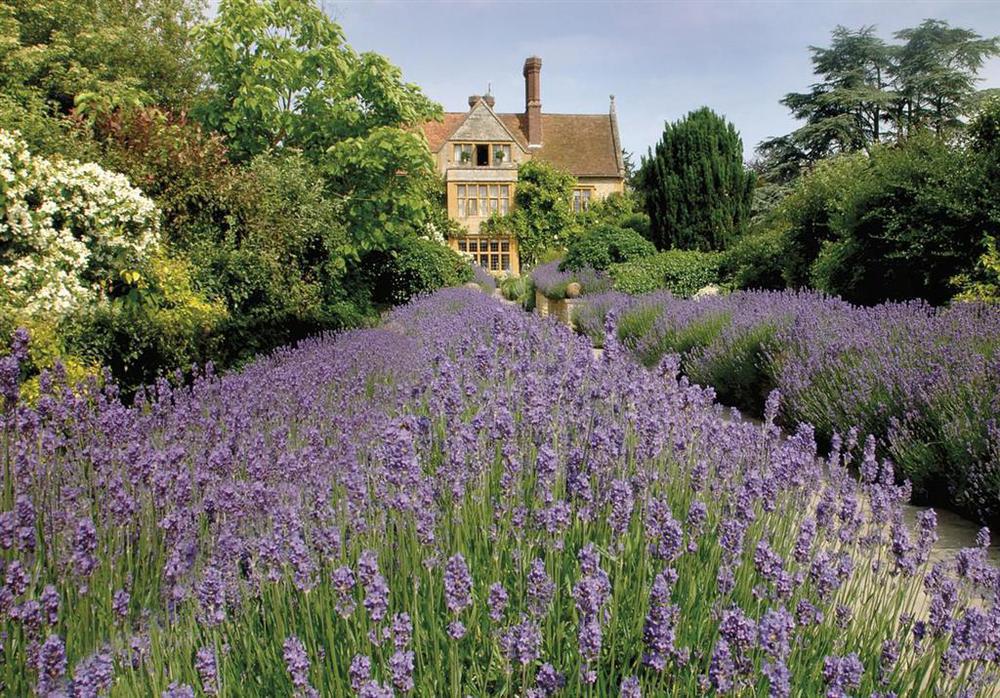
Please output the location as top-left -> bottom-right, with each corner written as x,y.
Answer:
453,143 -> 511,167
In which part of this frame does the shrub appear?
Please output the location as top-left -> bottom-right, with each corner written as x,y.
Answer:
500,275 -> 536,310
351,237 -> 472,309
531,262 -> 611,300
63,254 -> 227,395
0,289 -> 986,697
810,135 -> 992,305
0,129 -> 161,316
561,224 -> 656,272
609,250 -> 722,296
470,264 -> 497,293
721,227 -> 787,291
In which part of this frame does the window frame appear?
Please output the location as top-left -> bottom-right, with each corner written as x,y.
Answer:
451,142 -> 513,168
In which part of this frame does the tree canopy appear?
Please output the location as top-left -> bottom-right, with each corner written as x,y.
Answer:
636,107 -> 754,251
759,20 -> 999,182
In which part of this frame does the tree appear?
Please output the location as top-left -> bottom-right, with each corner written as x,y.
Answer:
758,21 -> 998,181
0,0 -> 204,118
636,107 -> 754,251
892,20 -> 999,138
482,160 -> 576,268
194,0 -> 443,254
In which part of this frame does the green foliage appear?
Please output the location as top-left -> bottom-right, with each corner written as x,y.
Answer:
774,153 -> 869,288
952,235 -> 1000,303
195,0 -> 439,161
373,237 -> 473,305
493,160 -> 575,267
636,107 -> 755,251
194,0 -> 443,254
721,227 -> 787,291
63,254 -> 227,395
809,135 -> 991,305
610,250 -> 723,297
499,275 -> 535,310
0,0 -> 204,121
94,107 -> 233,248
561,224 -> 655,272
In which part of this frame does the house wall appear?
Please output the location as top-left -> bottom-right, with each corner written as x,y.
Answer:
577,176 -> 625,198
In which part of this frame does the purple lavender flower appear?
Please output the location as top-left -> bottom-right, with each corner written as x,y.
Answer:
363,572 -> 389,624
536,663 -> 566,695
619,675 -> 641,698
37,634 -> 67,695
358,681 -> 394,698
708,638 -> 735,692
823,653 -> 864,698
719,606 -> 757,665
443,554 -> 473,614
763,659 -> 791,698
39,585 -> 59,626
112,589 -> 130,619
195,646 -> 218,696
488,582 -> 509,622
879,640 -> 899,684
72,517 -> 98,579
501,617 -> 542,666
793,517 -> 816,564
71,650 -> 114,698
526,558 -> 554,617
754,538 -> 784,583
758,607 -> 794,658
447,619 -> 467,640
389,649 -> 415,692
391,612 -> 412,650
282,636 -> 312,692
349,655 -> 372,692
643,569 -> 680,671
162,684 -> 195,698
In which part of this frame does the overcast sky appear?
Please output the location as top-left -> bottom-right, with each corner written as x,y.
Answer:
325,0 -> 1000,160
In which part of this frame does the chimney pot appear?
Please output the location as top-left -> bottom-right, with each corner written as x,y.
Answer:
522,56 -> 542,146
468,94 -> 481,108
483,94 -> 495,108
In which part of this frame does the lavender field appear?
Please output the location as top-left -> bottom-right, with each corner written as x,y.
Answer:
575,290 -> 1000,527
2,288 -> 999,696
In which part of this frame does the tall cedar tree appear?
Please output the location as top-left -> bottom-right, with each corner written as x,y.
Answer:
637,107 -> 754,251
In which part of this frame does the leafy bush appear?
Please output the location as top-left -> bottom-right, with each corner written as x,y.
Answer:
63,254 -> 227,395
609,250 -> 722,296
500,275 -> 535,310
361,237 -> 473,307
722,227 -> 787,291
561,224 -> 656,272
809,135 -> 992,305
0,129 -> 161,316
775,153 -> 869,288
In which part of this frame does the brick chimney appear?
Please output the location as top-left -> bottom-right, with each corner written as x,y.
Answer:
523,56 -> 542,147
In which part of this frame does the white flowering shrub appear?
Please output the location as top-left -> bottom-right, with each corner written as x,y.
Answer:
0,129 -> 161,315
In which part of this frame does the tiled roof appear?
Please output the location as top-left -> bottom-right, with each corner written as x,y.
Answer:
421,111 -> 624,179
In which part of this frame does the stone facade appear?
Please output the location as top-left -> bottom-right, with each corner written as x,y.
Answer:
421,56 -> 626,277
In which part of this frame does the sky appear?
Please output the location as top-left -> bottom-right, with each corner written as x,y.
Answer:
324,0 -> 1000,160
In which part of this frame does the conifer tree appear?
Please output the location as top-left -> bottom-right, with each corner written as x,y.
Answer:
636,107 -> 754,251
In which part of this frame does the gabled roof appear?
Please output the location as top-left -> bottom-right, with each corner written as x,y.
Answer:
421,109 -> 625,179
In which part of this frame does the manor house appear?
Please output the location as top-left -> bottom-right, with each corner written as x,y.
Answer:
421,56 -> 625,275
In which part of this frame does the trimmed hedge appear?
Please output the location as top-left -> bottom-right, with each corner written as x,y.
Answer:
609,250 -> 722,296
561,223 -> 656,271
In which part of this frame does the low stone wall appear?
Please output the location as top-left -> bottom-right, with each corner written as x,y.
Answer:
535,291 -> 550,317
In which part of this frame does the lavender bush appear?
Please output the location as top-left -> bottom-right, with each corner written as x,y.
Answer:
575,290 -> 1000,524
1,289 -> 998,696
531,261 -> 612,299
